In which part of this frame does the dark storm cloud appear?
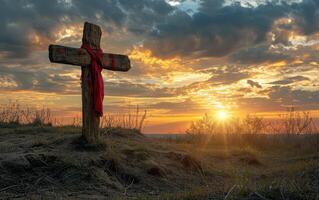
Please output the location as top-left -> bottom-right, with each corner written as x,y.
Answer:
145,0 -> 319,59
0,66 -> 78,93
291,0 -> 319,35
0,0 -> 173,58
268,85 -> 319,105
230,44 -> 292,64
144,0 -> 289,58
269,76 -> 310,85
0,0 -> 121,57
118,0 -> 173,34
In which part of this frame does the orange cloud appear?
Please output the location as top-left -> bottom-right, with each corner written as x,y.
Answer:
265,60 -> 287,68
129,47 -> 183,70
28,32 -> 50,51
54,23 -> 83,43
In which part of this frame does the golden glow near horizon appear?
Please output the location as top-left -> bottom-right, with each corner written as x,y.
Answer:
217,111 -> 230,121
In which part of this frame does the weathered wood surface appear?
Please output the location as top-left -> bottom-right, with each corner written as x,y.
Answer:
49,45 -> 131,72
82,22 -> 102,48
81,22 -> 101,143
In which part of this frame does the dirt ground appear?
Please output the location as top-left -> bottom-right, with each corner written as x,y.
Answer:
0,125 -> 318,199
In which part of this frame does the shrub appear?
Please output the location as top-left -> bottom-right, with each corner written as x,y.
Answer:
243,114 -> 265,134
270,107 -> 318,134
186,114 -> 216,135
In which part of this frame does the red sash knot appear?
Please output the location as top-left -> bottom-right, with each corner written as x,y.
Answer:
81,44 -> 104,117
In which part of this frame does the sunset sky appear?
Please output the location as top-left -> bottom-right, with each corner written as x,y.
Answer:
0,0 -> 318,133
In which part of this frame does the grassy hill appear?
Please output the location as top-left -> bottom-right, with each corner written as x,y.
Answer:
0,125 -> 318,199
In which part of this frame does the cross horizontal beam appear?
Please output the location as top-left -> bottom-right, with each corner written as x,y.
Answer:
49,45 -> 130,72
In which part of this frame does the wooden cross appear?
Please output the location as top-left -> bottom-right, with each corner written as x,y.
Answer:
48,22 -> 131,143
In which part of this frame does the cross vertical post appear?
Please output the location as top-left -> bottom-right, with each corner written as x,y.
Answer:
81,22 -> 101,143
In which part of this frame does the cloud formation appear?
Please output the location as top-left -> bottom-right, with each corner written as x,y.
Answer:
0,0 -> 173,58
1,0 -> 319,60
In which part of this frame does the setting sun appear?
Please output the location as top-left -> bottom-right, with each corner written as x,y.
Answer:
217,111 -> 229,121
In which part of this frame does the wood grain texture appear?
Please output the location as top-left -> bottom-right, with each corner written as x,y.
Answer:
49,45 -> 131,72
81,64 -> 100,143
81,22 -> 101,143
82,22 -> 101,48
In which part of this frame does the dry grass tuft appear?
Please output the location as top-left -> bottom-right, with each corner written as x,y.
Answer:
0,102 -> 52,127
100,105 -> 147,132
0,102 -> 148,133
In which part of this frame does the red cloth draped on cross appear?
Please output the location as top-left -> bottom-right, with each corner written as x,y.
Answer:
81,44 -> 104,117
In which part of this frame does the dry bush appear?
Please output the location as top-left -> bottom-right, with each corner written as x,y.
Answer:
223,115 -> 266,135
186,114 -> 266,135
186,114 -> 216,135
100,105 -> 147,132
270,107 -> 318,134
0,102 -> 52,127
243,115 -> 266,134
